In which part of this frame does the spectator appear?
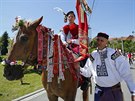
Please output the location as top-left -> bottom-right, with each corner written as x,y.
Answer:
128,52 -> 133,65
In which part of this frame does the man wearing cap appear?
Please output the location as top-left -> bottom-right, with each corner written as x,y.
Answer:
60,11 -> 79,54
80,32 -> 135,101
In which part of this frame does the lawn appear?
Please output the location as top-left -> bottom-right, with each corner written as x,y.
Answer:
0,64 -> 43,101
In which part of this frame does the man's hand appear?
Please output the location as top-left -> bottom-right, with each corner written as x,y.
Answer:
132,95 -> 135,101
82,0 -> 92,14
67,39 -> 72,44
63,43 -> 68,47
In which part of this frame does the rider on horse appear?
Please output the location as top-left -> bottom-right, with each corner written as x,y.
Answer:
60,10 -> 90,91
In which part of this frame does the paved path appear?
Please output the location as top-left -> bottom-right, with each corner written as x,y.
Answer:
13,63 -> 135,101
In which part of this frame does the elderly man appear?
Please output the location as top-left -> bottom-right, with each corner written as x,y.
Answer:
80,32 -> 135,101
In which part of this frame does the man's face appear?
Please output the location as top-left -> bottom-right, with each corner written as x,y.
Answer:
96,36 -> 108,50
67,13 -> 75,24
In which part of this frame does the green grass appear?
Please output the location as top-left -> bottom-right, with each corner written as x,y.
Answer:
0,64 -> 43,101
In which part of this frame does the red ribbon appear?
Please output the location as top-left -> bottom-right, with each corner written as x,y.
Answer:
36,25 -> 48,66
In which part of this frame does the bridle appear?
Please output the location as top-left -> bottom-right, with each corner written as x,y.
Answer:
21,27 -> 38,67
5,27 -> 37,67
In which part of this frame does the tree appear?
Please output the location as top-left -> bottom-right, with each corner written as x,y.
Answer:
89,39 -> 97,52
0,31 -> 9,55
124,40 -> 135,53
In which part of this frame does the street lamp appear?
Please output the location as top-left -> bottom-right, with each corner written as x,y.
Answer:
132,31 -> 135,36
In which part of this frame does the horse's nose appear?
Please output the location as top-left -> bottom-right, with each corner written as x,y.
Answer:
3,74 -> 6,77
3,67 -> 11,77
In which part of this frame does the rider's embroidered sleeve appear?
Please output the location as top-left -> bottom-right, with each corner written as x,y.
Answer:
80,58 -> 92,77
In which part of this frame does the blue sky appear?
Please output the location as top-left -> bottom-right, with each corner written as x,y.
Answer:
0,0 -> 135,39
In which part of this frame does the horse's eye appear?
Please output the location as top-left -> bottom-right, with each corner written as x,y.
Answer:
20,35 -> 28,43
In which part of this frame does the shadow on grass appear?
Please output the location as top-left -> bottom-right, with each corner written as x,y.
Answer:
21,82 -> 30,85
24,68 -> 42,75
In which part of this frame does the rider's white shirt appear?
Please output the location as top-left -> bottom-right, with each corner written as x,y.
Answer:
59,30 -> 79,45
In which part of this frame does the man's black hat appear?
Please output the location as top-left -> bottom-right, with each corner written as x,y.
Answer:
97,32 -> 109,39
66,11 -> 75,17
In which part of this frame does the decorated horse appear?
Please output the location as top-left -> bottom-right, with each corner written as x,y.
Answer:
3,16 -> 91,101
3,0 -> 93,100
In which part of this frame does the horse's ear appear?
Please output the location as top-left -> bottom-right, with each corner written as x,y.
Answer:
29,16 -> 43,28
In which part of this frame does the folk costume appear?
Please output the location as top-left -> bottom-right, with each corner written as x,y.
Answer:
61,23 -> 79,54
60,9 -> 91,91
80,47 -> 135,100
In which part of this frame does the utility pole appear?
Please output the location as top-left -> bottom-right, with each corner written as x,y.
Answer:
88,26 -> 92,43
121,40 -> 124,55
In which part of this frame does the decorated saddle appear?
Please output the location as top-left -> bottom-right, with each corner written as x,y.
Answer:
37,25 -> 80,83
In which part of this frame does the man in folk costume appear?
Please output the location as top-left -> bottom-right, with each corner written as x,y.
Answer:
80,32 -> 135,101
60,10 -> 85,90
60,0 -> 92,91
60,0 -> 92,57
60,11 -> 79,55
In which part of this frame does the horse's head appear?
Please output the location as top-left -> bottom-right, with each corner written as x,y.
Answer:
3,16 -> 43,80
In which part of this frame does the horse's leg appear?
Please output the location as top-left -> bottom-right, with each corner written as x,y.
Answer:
47,94 -> 58,101
82,87 -> 89,101
63,93 -> 76,101
41,71 -> 58,101
63,90 -> 76,101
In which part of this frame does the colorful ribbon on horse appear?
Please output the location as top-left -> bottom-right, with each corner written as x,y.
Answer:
75,0 -> 89,62
37,25 -> 48,66
37,25 -> 77,82
47,33 -> 54,82
37,25 -> 43,65
51,34 -> 77,81
62,43 -> 78,80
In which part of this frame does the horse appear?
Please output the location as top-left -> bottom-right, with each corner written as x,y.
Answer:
3,16 -> 90,101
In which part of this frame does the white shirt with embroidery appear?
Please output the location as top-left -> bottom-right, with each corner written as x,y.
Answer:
80,47 -> 135,95
59,30 -> 79,45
